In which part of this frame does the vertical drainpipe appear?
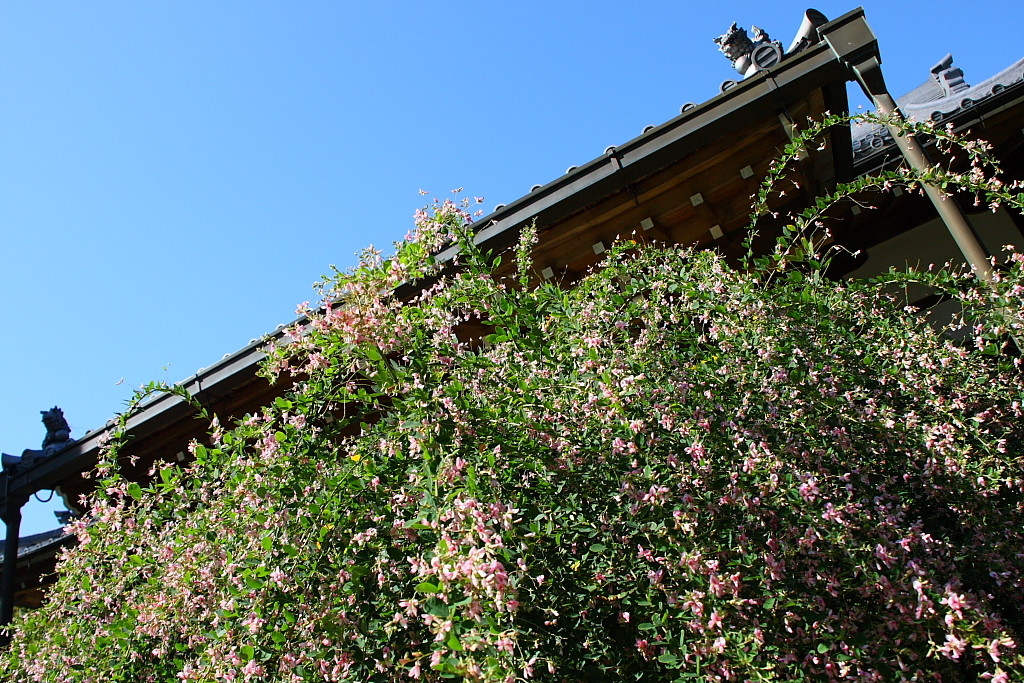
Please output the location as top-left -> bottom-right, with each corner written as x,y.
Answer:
0,491 -> 26,648
819,11 -> 995,282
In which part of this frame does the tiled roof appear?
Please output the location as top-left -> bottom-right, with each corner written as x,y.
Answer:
852,54 -> 1024,165
0,527 -> 71,566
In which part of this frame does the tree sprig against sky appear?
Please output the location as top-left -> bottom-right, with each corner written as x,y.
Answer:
4,116 -> 1024,681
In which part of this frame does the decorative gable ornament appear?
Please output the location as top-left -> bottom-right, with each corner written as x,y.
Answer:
1,407 -> 76,472
714,22 -> 783,79
713,10 -> 829,92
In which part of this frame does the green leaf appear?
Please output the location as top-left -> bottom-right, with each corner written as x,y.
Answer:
415,582 -> 441,594
658,653 -> 679,665
817,643 -> 829,654
241,644 -> 255,660
275,431 -> 287,442
129,554 -> 145,566
446,632 -> 464,652
763,597 -> 776,609
127,483 -> 143,500
589,543 -> 607,553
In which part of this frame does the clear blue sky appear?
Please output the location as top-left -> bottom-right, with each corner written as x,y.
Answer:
3,1 -> 1022,534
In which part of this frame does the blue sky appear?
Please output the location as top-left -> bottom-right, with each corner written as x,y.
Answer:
3,1 -> 1023,534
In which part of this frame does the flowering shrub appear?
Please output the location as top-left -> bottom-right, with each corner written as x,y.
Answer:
4,119 -> 1024,681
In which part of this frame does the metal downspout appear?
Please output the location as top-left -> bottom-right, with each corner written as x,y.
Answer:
820,15 -> 995,282
853,58 -> 994,282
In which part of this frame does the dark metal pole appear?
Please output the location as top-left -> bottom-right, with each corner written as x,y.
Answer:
819,18 -> 1022,350
0,496 -> 25,647
854,60 -> 995,282
819,18 -> 995,282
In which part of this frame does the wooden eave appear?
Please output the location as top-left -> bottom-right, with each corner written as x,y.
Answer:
517,85 -> 847,283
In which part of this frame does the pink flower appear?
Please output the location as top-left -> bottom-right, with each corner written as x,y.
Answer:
279,653 -> 299,672
938,632 -> 967,660
941,589 -> 965,613
798,476 -> 820,501
242,660 -> 264,677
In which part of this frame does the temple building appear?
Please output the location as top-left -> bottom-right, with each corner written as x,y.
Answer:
3,7 -> 1024,635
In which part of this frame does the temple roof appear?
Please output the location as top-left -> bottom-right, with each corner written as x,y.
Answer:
851,53 -> 1024,167
0,528 -> 70,567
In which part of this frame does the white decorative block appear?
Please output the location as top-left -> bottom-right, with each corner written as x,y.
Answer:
541,267 -> 554,280
893,186 -> 903,197
592,241 -> 606,255
851,205 -> 862,216
690,193 -> 704,206
710,225 -> 724,240
740,165 -> 754,179
640,217 -> 654,231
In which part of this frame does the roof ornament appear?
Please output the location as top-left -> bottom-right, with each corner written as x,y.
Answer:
714,10 -> 828,89
714,21 -> 783,80
1,407 -> 75,472
930,54 -> 970,98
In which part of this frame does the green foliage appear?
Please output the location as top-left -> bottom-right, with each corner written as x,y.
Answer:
4,121 -> 1024,682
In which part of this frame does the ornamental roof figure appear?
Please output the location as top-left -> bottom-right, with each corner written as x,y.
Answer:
715,10 -> 829,85
1,407 -> 75,472
714,20 -> 783,79
714,22 -> 755,74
